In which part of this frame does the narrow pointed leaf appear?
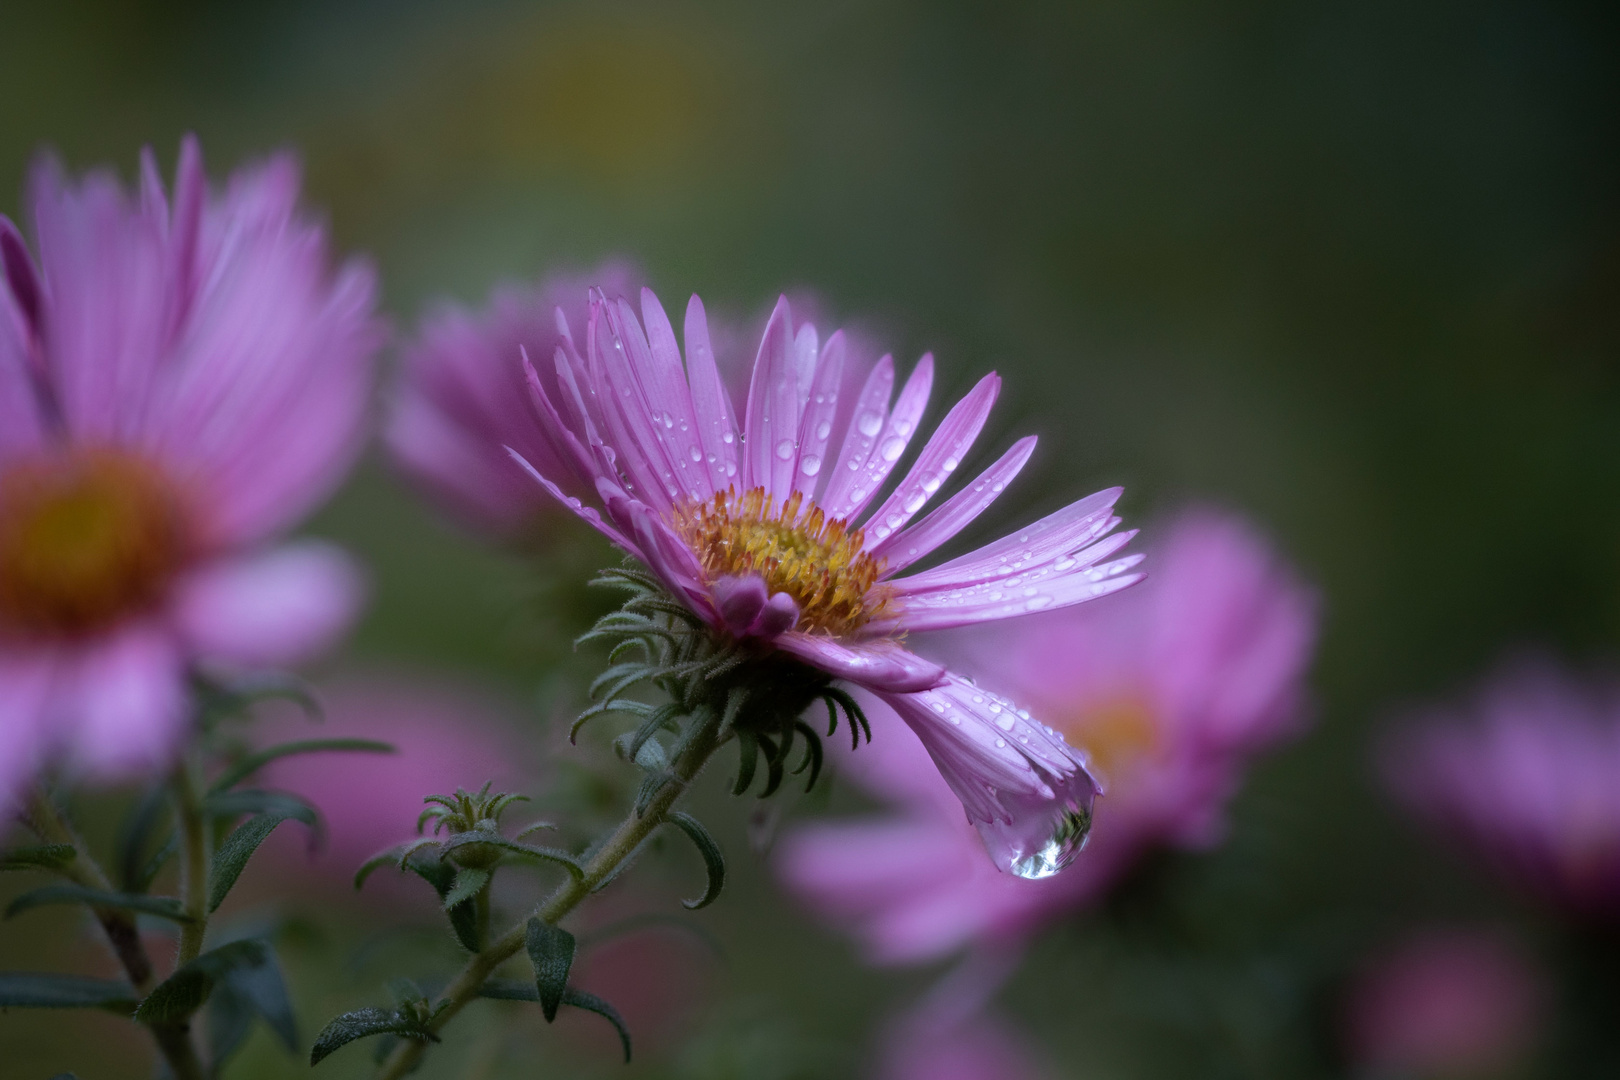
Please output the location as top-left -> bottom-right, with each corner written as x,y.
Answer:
135,939 -> 269,1024
203,789 -> 319,825
208,811 -> 310,912
561,988 -> 632,1062
209,739 -> 394,794
5,884 -> 192,923
476,977 -> 538,1001
309,1007 -> 438,1065
353,845 -> 408,890
525,918 -> 575,1022
664,812 -> 725,910
0,844 -> 76,872
442,867 -> 490,910
0,972 -> 138,1011
731,732 -> 758,796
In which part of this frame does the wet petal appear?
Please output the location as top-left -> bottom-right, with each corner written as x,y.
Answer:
775,634 -> 946,693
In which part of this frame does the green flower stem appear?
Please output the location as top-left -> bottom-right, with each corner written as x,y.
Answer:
173,760 -> 209,966
22,785 -> 206,1080
374,713 -> 724,1080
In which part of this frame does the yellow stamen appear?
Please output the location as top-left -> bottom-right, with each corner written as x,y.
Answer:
0,450 -> 190,638
1059,694 -> 1161,785
673,487 -> 893,637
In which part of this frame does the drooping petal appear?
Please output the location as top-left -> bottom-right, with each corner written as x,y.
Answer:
683,294 -> 740,489
63,622 -> 188,779
775,633 -> 946,694
877,674 -> 1099,877
507,449 -> 643,557
862,371 -> 999,548
172,541 -> 364,669
875,436 -> 1036,575
742,296 -> 800,500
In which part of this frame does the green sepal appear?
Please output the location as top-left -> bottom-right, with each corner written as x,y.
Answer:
5,884 -> 192,923
208,810 -> 311,912
209,738 -> 394,795
309,1006 -> 439,1065
731,731 -> 759,796
0,972 -> 138,1011
524,917 -> 575,1022
664,811 -> 725,910
0,844 -> 76,872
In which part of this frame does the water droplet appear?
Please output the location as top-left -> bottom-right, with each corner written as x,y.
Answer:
815,420 -> 832,440
662,413 -> 675,429
801,454 -> 822,477
688,445 -> 703,462
880,437 -> 905,462
903,492 -> 926,513
1054,557 -> 1077,572
996,715 -> 1015,731
922,476 -> 941,494
1025,595 -> 1054,611
896,420 -> 913,436
943,456 -> 959,472
996,738 -> 1006,749
1006,807 -> 1092,880
858,412 -> 883,437
724,462 -> 737,477
722,431 -> 734,444
775,439 -> 795,461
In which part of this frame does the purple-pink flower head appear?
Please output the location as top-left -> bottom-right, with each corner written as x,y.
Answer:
387,262 -> 641,535
512,288 -> 1144,876
0,137 -> 381,803
1342,927 -> 1547,1079
776,508 -> 1318,962
1384,657 -> 1620,919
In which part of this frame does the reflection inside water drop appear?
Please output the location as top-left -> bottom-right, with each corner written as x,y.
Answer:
1005,805 -> 1093,880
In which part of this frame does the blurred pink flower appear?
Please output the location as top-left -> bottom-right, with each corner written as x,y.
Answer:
0,137 -> 380,804
1343,927 -> 1547,1078
513,287 -> 1143,875
256,676 -> 532,884
877,1007 -> 1054,1080
387,262 -> 641,535
1384,657 -> 1620,918
776,508 -> 1318,962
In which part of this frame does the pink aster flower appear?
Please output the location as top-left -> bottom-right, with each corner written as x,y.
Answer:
0,137 -> 381,805
1384,657 -> 1620,919
776,508 -> 1318,962
512,288 -> 1143,875
874,949 -> 1055,1080
387,262 -> 641,535
1343,927 -> 1547,1078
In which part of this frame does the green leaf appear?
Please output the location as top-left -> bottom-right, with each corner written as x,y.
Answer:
402,850 -> 480,952
130,832 -> 178,895
731,731 -> 759,796
442,867 -> 489,910
134,940 -> 270,1024
196,671 -> 324,725
561,988 -> 632,1062
208,811 -> 311,912
525,918 -> 575,1023
476,977 -> 538,1001
309,1006 -> 439,1065
5,884 -> 192,923
438,832 -> 584,880
0,972 -> 138,1011
210,738 -> 394,794
0,844 -> 76,872
664,811 -> 726,910
203,789 -> 319,825
206,939 -> 298,1064
115,784 -> 171,891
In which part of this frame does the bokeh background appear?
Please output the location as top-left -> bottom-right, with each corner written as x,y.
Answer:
3,1 -> 1619,1077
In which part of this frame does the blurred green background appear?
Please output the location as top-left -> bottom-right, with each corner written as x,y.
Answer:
3,0 -> 1618,1077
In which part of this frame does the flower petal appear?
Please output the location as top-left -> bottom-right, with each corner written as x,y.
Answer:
683,294 -> 740,488
862,371 -> 999,548
843,354 -> 933,523
636,288 -> 712,498
875,436 -> 1036,575
742,296 -> 799,500
821,354 -> 895,517
894,546 -> 1144,633
775,634 -> 946,693
0,651 -> 56,810
173,541 -> 364,669
64,622 -> 187,779
791,329 -> 845,502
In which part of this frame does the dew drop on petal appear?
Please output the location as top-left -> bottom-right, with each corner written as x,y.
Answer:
858,412 -> 883,437
724,462 -> 737,477
775,439 -> 796,461
880,437 -> 905,462
722,431 -> 734,444
1006,807 -> 1093,880
903,492 -> 926,513
800,454 -> 822,477
815,420 -> 832,440
943,457 -> 959,472
688,445 -> 703,462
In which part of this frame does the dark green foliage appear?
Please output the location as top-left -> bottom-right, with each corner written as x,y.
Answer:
476,979 -> 632,1062
664,811 -> 725,909
4,884 -> 192,923
209,738 -> 394,795
0,844 -> 76,872
134,939 -> 278,1025
525,918 -> 575,1022
193,672 -> 324,727
204,939 -> 299,1067
309,1006 -> 439,1065
0,972 -> 138,1011
203,789 -> 319,826
208,811 -> 312,912
115,784 -> 172,891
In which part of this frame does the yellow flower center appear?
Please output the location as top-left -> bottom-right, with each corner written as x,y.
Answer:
673,487 -> 893,637
1058,694 -> 1161,786
0,450 -> 191,638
